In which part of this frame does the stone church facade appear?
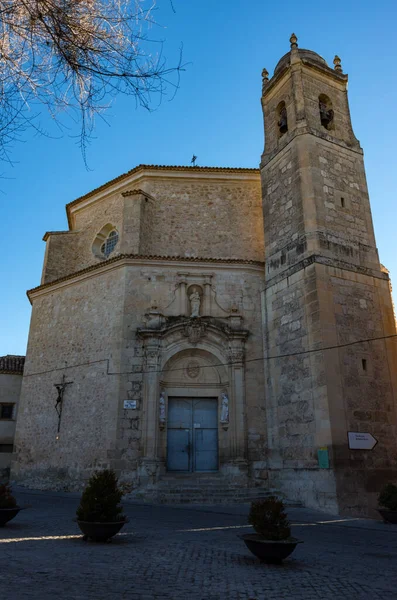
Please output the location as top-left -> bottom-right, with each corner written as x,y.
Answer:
12,37 -> 397,516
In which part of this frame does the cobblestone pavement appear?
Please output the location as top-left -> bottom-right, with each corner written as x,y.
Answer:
1,488 -> 397,600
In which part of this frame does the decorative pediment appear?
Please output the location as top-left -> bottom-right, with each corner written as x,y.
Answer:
183,320 -> 208,344
137,315 -> 248,347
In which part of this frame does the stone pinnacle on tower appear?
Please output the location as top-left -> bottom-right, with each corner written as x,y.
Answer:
333,55 -> 343,72
289,33 -> 298,49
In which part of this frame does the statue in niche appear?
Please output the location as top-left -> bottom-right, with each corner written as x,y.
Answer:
189,290 -> 201,318
159,391 -> 166,427
220,392 -> 229,424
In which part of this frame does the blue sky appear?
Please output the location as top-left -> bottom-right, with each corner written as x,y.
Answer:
1,0 -> 397,356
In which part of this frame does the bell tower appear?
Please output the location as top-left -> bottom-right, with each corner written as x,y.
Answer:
261,35 -> 397,515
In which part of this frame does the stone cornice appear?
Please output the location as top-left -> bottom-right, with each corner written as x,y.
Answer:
264,254 -> 389,289
121,188 -> 156,202
137,316 -> 249,342
42,230 -> 79,242
27,254 -> 265,302
66,164 -> 260,228
261,126 -> 363,168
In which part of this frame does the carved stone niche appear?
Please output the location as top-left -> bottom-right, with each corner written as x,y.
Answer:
187,284 -> 203,318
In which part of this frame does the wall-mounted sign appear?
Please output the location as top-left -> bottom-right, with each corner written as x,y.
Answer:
317,447 -> 329,469
124,400 -> 137,410
348,432 -> 378,450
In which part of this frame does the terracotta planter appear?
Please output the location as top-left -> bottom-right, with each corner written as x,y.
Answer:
378,509 -> 397,524
239,533 -> 302,563
0,506 -> 21,527
76,518 -> 128,542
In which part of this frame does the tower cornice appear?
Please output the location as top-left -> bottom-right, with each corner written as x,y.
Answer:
260,127 -> 363,169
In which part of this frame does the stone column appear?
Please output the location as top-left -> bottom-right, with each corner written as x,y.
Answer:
203,275 -> 212,316
139,337 -> 161,484
177,277 -> 188,316
228,343 -> 247,463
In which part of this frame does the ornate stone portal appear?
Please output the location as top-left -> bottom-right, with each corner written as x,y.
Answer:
137,310 -> 249,485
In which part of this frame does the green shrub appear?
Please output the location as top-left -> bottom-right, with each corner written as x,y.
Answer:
378,483 -> 397,511
76,469 -> 125,523
248,496 -> 291,540
0,484 -> 17,509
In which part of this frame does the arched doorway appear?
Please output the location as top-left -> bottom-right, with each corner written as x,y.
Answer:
137,315 -> 248,484
160,348 -> 228,473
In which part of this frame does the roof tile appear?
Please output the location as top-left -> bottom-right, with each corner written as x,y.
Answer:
0,355 -> 25,374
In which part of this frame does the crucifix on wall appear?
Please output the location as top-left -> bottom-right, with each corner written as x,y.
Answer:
54,374 -> 73,433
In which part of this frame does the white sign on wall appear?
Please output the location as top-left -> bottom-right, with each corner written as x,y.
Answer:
124,400 -> 137,410
348,432 -> 378,450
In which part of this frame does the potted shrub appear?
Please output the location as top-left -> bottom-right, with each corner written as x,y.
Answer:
75,469 -> 128,542
239,496 -> 302,563
0,484 -> 21,526
378,483 -> 397,524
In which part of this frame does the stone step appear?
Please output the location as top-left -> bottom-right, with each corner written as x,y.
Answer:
154,480 -> 265,487
126,475 -> 295,506
159,486 -> 247,490
128,485 -> 296,505
157,494 -> 289,505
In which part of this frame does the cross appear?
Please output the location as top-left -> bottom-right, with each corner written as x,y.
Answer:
54,374 -> 73,433
191,154 -> 197,167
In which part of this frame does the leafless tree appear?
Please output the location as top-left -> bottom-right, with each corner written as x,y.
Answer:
0,1 -> 183,164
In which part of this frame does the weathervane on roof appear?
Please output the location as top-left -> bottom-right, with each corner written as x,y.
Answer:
191,154 -> 197,167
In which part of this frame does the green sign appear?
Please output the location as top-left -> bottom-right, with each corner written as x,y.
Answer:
317,447 -> 329,469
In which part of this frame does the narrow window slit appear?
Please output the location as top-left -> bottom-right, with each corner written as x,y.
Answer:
362,359 -> 367,372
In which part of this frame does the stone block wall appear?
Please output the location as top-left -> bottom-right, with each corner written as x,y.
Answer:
139,178 -> 263,261
325,266 -> 397,515
261,143 -> 303,273
308,136 -> 379,270
41,171 -> 263,285
263,258 -> 397,515
12,268 -> 126,489
13,260 -> 267,490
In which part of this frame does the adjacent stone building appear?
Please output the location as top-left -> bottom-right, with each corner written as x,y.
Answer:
12,36 -> 397,515
0,355 -> 24,479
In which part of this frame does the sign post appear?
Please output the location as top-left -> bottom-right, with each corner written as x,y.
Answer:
348,432 -> 378,450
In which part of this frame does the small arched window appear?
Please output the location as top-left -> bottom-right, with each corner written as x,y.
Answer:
277,101 -> 288,136
92,224 -> 119,259
101,230 -> 119,257
319,94 -> 334,130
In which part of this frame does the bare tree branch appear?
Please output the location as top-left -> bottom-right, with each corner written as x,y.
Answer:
0,0 -> 184,165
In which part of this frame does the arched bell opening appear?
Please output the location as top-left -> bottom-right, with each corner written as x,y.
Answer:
276,100 -> 288,137
318,93 -> 334,130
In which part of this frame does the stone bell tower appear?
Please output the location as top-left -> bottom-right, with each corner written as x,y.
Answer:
261,34 -> 397,515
